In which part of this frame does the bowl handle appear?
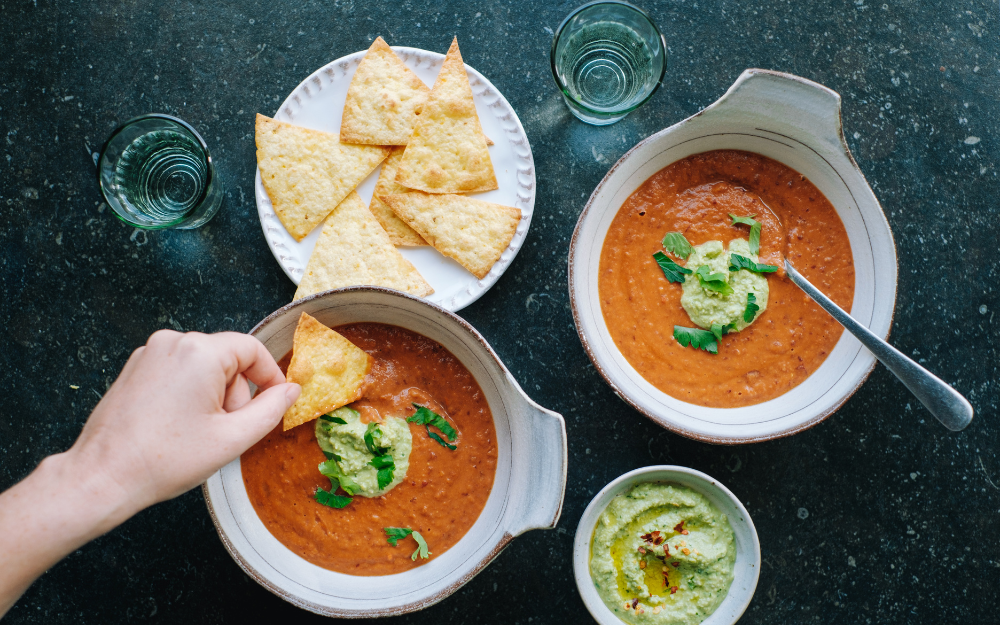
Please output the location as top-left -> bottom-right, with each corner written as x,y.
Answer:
705,68 -> 847,151
503,377 -> 568,536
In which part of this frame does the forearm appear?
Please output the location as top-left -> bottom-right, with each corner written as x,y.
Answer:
0,451 -> 138,616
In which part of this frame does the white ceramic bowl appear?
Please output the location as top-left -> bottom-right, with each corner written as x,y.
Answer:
573,466 -> 761,625
203,287 -> 567,617
568,69 -> 898,444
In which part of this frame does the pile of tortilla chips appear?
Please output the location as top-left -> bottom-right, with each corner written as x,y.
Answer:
256,36 -> 522,300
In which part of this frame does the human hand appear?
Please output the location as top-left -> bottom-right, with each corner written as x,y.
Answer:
65,330 -> 300,515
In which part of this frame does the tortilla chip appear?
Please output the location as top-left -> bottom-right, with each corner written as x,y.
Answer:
255,114 -> 389,241
293,191 -> 434,299
394,38 -> 498,194
381,192 -> 520,279
341,37 -> 430,146
283,313 -> 373,430
367,147 -> 426,246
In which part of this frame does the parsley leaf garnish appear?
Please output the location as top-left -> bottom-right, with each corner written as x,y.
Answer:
384,527 -> 413,547
315,488 -> 353,509
363,422 -> 396,489
653,251 -> 692,284
661,232 -> 694,259
729,254 -> 778,274
319,457 -> 361,496
410,531 -> 431,561
729,214 -> 762,255
694,265 -> 734,295
408,405 -> 458,450
744,293 -> 760,323
673,326 -> 719,354
320,414 -> 348,424
710,323 -> 736,341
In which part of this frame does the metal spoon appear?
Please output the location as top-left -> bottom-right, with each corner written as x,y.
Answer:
784,260 -> 973,431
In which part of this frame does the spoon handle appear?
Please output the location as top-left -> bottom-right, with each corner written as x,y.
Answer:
784,260 -> 973,431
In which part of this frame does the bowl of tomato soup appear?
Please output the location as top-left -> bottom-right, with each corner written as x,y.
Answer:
569,69 -> 897,444
203,287 -> 567,617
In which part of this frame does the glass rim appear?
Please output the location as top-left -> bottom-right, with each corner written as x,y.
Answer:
96,113 -> 215,229
549,0 -> 668,118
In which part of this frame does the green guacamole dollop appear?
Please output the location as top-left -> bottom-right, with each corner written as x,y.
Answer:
314,407 -> 412,497
680,239 -> 769,331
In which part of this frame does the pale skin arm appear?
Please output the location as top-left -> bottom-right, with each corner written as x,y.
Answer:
0,330 -> 301,616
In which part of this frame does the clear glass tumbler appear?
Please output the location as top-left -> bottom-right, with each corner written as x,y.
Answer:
551,1 -> 667,126
97,114 -> 223,229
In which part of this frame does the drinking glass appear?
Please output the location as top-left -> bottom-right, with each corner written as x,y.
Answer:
551,1 -> 667,125
97,114 -> 223,229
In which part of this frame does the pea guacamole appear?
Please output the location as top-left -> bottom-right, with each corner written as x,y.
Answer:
590,483 -> 736,624
314,407 -> 412,497
680,239 -> 769,331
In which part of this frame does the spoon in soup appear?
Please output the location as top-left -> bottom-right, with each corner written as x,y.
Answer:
784,260 -> 973,431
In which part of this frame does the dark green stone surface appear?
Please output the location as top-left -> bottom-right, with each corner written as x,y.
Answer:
1,0 -> 996,622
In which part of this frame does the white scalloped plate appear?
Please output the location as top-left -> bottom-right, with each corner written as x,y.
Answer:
255,46 -> 536,312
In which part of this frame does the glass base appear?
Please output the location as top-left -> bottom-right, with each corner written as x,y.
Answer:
561,94 -> 630,126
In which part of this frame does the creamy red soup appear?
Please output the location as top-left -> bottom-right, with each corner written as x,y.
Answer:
598,150 -> 855,407
241,322 -> 498,575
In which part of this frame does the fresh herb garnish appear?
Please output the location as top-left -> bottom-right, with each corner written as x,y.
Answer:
407,404 -> 458,450
729,214 -> 762,255
694,265 -> 734,295
320,414 -> 348,424
744,293 -> 760,323
383,527 -> 432,560
384,527 -> 413,546
363,422 -> 396,490
673,326 -> 719,354
319,456 -> 361,496
410,531 -> 431,561
709,323 -> 736,341
729,254 -> 778,274
653,251 -> 692,284
661,232 -> 694,259
314,488 -> 353,509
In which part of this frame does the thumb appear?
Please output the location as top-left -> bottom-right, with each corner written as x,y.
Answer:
223,383 -> 301,450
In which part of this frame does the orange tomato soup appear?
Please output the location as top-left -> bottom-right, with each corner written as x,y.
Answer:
598,150 -> 855,407
241,323 -> 498,575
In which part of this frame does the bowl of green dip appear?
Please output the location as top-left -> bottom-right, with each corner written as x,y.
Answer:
574,466 -> 760,625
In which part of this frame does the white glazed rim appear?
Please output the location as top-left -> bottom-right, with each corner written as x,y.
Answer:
567,69 -> 898,444
254,46 -> 537,313
572,466 -> 761,625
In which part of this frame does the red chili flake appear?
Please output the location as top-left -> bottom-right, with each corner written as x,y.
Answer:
670,586 -> 679,594
674,521 -> 689,535
663,544 -> 670,556
640,532 -> 654,543
654,535 -> 665,545
671,562 -> 680,568
638,546 -> 646,554
632,598 -> 639,609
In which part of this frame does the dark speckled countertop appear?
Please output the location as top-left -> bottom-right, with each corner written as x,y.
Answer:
1,1 -> 997,623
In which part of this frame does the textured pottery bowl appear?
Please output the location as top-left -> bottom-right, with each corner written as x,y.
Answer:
573,466 -> 760,625
203,287 -> 567,617
568,69 -> 898,444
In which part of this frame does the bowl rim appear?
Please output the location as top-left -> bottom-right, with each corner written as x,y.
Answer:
203,285 -> 565,618
572,465 -> 761,625
567,69 -> 897,445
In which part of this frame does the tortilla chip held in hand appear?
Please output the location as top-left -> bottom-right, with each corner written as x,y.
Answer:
283,312 -> 373,430
380,192 -> 520,279
255,114 -> 389,241
293,191 -> 433,300
394,38 -> 498,194
340,37 -> 430,146
368,146 -> 426,246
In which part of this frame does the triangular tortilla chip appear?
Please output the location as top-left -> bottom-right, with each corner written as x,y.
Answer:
255,114 -> 389,241
293,191 -> 434,300
340,37 -> 430,146
394,38 -> 498,194
283,312 -> 373,430
369,147 -> 426,246
381,192 -> 520,279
